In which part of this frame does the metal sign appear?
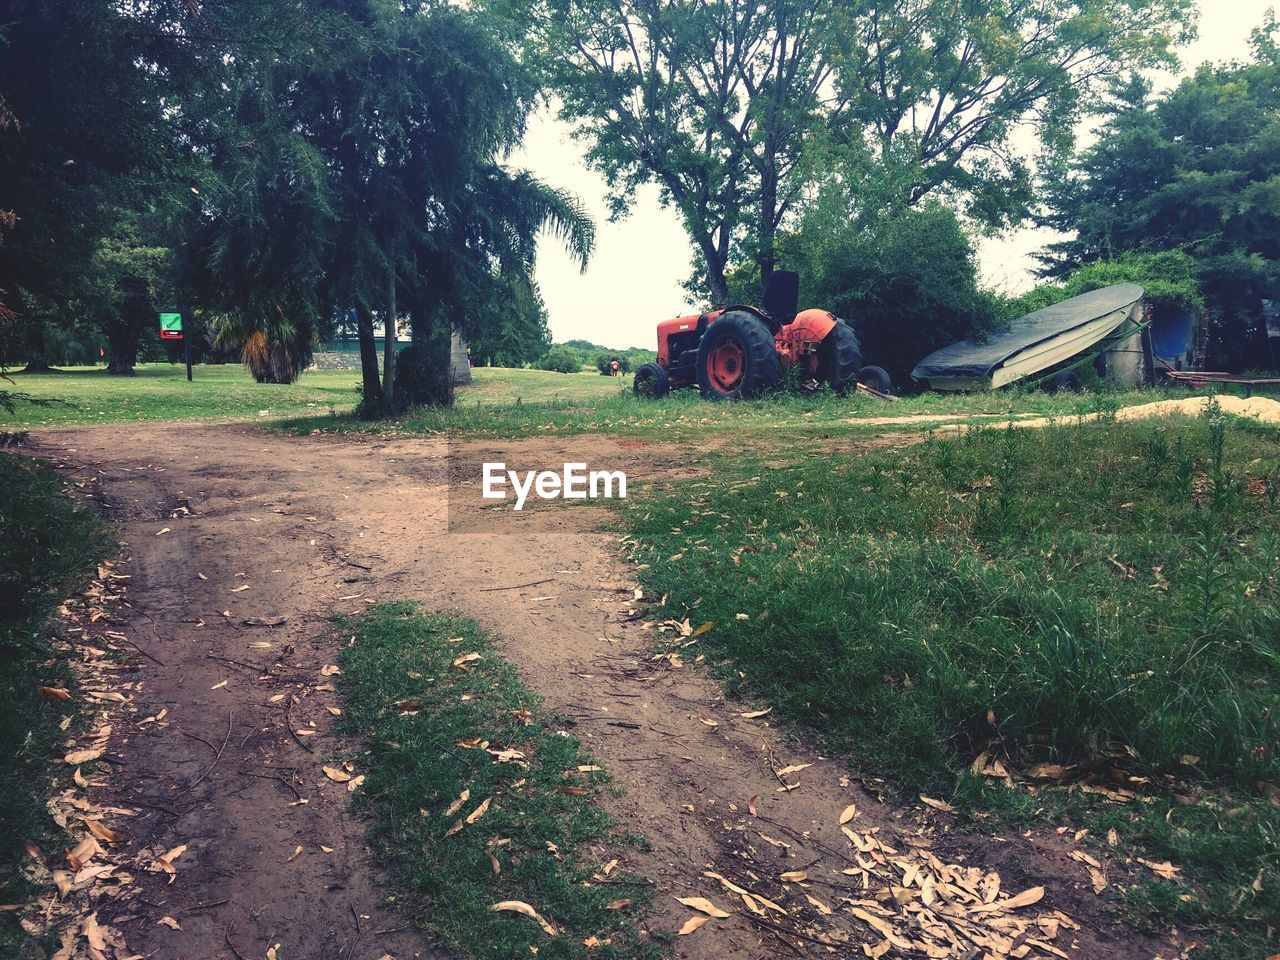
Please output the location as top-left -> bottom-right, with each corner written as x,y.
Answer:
159,311 -> 183,340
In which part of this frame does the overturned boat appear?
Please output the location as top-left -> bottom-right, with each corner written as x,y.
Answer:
912,284 -> 1146,391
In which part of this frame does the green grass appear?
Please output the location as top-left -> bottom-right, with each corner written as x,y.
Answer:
623,407 -> 1280,956
282,377 -> 1261,442
1,363 -> 362,427
335,604 -> 660,960
0,454 -> 113,952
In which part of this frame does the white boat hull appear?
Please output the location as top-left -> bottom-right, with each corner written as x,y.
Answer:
928,304 -> 1140,392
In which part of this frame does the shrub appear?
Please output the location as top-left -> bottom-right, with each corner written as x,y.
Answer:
536,344 -> 584,373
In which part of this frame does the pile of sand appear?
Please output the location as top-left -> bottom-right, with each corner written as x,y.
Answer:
1009,394 -> 1280,430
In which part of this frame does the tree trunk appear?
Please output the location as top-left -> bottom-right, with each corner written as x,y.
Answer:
696,235 -> 729,305
106,326 -> 141,375
21,322 -> 53,372
383,263 -> 396,406
758,163 -> 778,287
104,274 -> 151,375
356,306 -> 384,411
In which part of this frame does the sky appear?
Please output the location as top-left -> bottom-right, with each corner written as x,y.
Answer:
514,1 -> 1276,351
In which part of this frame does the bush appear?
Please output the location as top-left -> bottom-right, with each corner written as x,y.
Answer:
536,345 -> 584,373
0,454 -> 111,953
770,201 -> 999,386
593,353 -> 630,375
1000,250 -> 1205,323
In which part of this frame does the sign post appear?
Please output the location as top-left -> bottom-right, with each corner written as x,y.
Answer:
159,311 -> 192,382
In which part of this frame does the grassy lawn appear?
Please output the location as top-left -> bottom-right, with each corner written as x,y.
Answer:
2,363 -> 362,428
0,455 -> 113,953
284,374 -> 1261,442
624,405 -> 1280,956
335,604 -> 659,960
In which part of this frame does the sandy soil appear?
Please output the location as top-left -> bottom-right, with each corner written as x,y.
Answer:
25,424 -> 1188,960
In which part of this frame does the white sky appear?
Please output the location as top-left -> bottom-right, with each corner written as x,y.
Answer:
516,1 -> 1276,350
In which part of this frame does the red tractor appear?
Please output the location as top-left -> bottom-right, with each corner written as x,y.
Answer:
633,270 -> 890,400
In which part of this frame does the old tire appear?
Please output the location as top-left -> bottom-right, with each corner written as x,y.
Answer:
816,320 -> 863,395
633,362 -> 670,399
696,310 -> 780,400
1050,371 -> 1082,394
857,365 -> 893,395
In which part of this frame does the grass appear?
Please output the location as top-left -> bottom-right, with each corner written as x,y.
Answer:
334,603 -> 660,960
623,406 -> 1280,956
0,454 -> 113,952
1,363 -> 361,428
282,376 -> 1262,442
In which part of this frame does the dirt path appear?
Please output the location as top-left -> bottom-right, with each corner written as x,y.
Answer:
27,423 -> 1183,960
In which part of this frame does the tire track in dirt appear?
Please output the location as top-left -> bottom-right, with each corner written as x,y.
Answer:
26,423 -> 1182,960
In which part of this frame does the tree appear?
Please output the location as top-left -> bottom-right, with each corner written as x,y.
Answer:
522,0 -> 1193,302
1040,15 -> 1280,369
182,2 -> 594,407
760,198 -> 998,384
464,276 -> 554,367
0,0 -> 176,371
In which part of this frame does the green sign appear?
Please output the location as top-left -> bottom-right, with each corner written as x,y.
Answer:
159,311 -> 183,340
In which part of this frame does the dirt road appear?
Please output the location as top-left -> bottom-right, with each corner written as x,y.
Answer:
28,423 -> 1180,960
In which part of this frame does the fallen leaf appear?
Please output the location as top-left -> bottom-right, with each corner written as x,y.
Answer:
210,680 -> 228,690
64,748 -> 103,765
320,665 -> 341,676
779,871 -> 807,883
690,621 -> 714,638
740,708 -> 771,719
969,885 -> 1045,914
444,789 -> 470,817
1089,867 -> 1108,894
606,899 -> 631,911
346,775 -> 365,792
677,915 -> 710,935
465,798 -> 492,825
696,714 -> 718,727
452,652 -> 481,669
677,897 -> 730,918
84,820 -> 121,844
775,763 -> 811,776
1138,858 -> 1182,880
39,686 -> 72,702
156,527 -> 170,536
919,795 -> 954,813
492,900 -> 557,936
287,845 -> 303,862
805,893 -> 832,915
157,916 -> 181,930
839,804 -> 858,825
230,585 -> 250,593
322,766 -> 352,783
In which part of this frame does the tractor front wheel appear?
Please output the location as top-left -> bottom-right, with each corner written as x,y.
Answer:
816,319 -> 863,395
696,311 -> 781,400
633,362 -> 670,399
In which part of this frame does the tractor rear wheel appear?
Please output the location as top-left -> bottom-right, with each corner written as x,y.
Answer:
815,320 -> 863,395
633,362 -> 670,399
695,310 -> 780,400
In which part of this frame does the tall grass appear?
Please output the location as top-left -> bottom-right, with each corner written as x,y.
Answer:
626,413 -> 1280,953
